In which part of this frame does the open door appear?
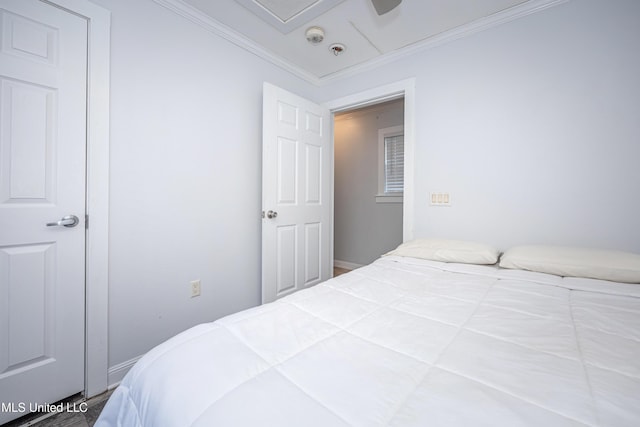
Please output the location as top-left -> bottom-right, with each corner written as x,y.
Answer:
261,83 -> 332,303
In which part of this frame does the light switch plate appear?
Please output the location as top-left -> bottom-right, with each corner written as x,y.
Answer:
430,192 -> 451,206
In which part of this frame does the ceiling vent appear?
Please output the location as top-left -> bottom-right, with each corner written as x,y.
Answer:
234,0 -> 346,34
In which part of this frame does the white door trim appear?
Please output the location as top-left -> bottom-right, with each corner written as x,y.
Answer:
44,0 -> 110,398
325,78 -> 416,242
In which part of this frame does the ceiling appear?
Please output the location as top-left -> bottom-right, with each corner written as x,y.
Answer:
167,0 -> 562,83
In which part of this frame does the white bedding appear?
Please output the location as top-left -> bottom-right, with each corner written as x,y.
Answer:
96,256 -> 640,426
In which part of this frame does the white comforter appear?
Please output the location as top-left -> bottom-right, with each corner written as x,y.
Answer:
96,256 -> 640,426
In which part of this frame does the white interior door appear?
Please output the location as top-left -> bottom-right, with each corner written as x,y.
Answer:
0,0 -> 87,422
262,83 -> 331,303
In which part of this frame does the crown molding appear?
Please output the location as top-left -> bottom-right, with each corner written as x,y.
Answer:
152,0 -> 322,85
319,0 -> 570,84
334,97 -> 403,121
153,0 -> 569,87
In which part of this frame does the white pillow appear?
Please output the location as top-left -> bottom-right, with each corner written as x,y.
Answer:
499,245 -> 640,284
385,238 -> 500,265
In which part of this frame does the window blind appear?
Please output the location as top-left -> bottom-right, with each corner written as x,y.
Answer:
384,134 -> 404,193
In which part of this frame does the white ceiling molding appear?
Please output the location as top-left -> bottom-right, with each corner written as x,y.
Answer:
153,0 -> 322,84
153,0 -> 569,86
334,98 -> 404,121
320,0 -> 571,84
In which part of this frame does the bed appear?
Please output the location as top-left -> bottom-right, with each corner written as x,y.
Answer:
96,240 -> 640,427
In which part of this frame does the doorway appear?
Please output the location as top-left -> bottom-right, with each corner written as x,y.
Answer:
326,78 -> 415,275
333,98 -> 405,271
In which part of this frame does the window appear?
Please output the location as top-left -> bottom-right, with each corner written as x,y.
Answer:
377,126 -> 404,203
384,134 -> 404,193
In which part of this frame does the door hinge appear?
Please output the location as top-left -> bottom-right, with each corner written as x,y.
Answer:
85,214 -> 89,229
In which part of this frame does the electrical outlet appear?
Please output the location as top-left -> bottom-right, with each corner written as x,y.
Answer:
190,280 -> 201,298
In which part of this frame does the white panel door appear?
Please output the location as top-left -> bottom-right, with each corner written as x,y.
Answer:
262,83 -> 331,303
0,0 -> 87,423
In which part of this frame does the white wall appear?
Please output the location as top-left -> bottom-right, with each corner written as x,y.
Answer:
95,0 -> 640,382
318,0 -> 640,253
90,0 -> 317,375
334,101 -> 404,266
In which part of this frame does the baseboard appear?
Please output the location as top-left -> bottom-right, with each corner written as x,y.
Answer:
334,260 -> 364,270
107,355 -> 142,389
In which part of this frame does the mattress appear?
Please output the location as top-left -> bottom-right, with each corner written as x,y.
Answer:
95,256 -> 640,426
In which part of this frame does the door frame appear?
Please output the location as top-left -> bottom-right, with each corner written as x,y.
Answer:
325,78 -> 416,244
44,0 -> 110,398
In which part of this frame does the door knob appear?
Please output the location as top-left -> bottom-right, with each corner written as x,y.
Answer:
47,215 -> 80,228
266,210 -> 278,219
